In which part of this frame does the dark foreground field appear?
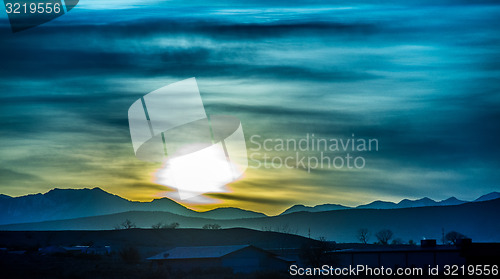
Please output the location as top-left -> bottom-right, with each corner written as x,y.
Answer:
0,228 -> 318,279
2,229 -> 498,279
0,228 -> 319,255
0,252 -> 292,279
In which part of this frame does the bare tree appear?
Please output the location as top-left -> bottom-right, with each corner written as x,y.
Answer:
202,223 -> 221,230
261,224 -> 298,235
445,231 -> 467,245
151,222 -> 163,229
357,228 -> 370,244
391,238 -> 403,245
152,222 -> 179,229
164,222 -> 179,229
120,219 -> 136,229
375,229 -> 393,245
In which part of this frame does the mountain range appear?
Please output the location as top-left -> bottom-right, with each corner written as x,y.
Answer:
1,197 -> 499,243
1,187 -> 499,226
280,193 -> 499,214
0,188 -> 265,225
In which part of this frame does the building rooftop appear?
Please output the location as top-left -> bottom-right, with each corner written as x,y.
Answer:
147,245 -> 254,260
333,245 -> 461,254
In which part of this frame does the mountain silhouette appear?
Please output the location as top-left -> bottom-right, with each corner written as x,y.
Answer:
0,188 -> 265,225
280,195 -> 474,214
280,204 -> 350,215
355,200 -> 398,210
439,197 -> 467,206
474,192 -> 500,202
1,187 -> 498,225
1,198 -> 499,243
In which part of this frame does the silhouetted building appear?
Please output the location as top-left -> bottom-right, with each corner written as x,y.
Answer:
332,239 -> 500,270
147,245 -> 293,273
333,242 -> 465,269
38,246 -> 67,255
38,245 -> 111,255
420,239 -> 436,248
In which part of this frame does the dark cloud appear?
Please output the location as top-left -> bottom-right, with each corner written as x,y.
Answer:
120,182 -> 168,192
207,192 -> 292,206
0,38 -> 377,82
208,100 -> 499,170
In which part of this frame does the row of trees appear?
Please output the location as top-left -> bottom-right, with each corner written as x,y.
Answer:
357,228 -> 467,245
151,222 -> 180,229
114,219 -> 222,230
114,219 -> 180,230
114,219 -> 137,230
202,223 -> 221,229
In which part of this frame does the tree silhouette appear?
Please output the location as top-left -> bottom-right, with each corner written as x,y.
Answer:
151,222 -> 163,229
202,224 -> 221,229
151,222 -> 179,229
357,228 -> 370,244
391,238 -> 403,245
166,222 -> 179,229
445,231 -> 467,245
375,229 -> 393,245
120,219 -> 136,229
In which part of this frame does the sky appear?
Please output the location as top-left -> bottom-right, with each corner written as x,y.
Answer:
0,0 -> 499,215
